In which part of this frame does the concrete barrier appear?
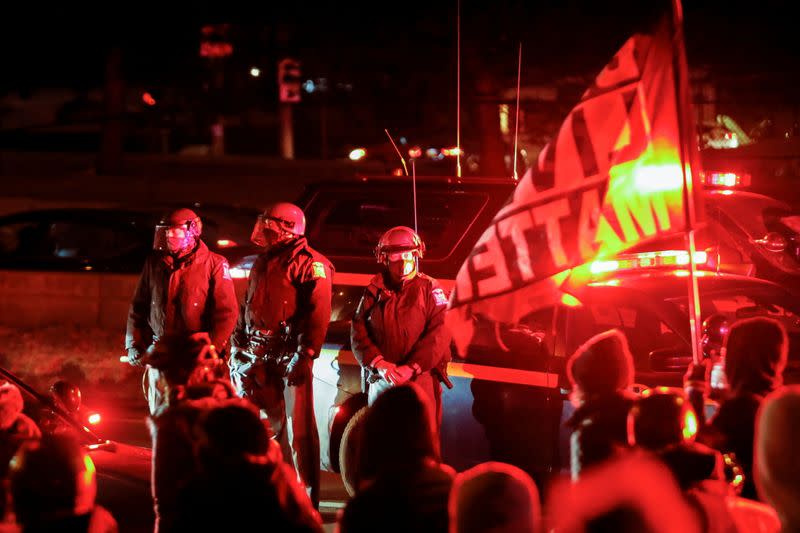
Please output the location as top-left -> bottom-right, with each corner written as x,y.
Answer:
0,271 -> 249,329
0,271 -> 137,329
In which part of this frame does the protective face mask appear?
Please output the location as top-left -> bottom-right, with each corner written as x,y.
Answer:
387,253 -> 417,282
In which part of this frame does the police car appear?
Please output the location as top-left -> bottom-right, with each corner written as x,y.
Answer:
230,175 -> 800,491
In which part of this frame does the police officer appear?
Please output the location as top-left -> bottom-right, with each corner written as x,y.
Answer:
229,202 -> 333,508
351,226 -> 451,437
125,208 -> 238,416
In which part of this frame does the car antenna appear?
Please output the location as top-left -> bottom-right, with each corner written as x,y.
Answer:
456,0 -> 462,179
513,42 -> 522,181
385,128 -> 418,233
384,128 -> 408,177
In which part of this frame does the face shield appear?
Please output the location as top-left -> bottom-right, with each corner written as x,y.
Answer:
153,224 -> 194,254
250,215 -> 290,248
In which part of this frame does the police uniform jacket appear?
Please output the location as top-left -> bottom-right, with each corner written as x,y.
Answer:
231,237 -> 334,359
125,240 -> 238,355
351,272 -> 451,373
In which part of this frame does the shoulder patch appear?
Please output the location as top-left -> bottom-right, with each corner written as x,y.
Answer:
221,261 -> 232,280
311,261 -> 327,279
432,287 -> 448,306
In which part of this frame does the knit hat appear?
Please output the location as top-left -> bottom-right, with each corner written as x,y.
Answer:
567,329 -> 634,398
450,461 -> 541,533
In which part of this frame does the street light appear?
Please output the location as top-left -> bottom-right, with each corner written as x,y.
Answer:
250,67 -> 261,78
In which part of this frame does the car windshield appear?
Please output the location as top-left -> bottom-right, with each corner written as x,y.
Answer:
568,278 -> 800,382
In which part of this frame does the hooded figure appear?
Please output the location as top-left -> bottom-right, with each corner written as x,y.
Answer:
699,316 -> 788,501
339,383 -> 455,533
755,386 -> 800,532
564,329 -> 637,479
172,402 -> 322,533
449,461 -> 541,533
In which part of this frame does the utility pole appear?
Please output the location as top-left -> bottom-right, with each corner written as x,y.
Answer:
97,47 -> 124,176
278,58 -> 301,159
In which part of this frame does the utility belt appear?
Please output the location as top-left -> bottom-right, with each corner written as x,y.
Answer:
240,327 -> 296,369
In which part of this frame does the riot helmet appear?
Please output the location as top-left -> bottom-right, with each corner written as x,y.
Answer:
374,226 -> 425,282
251,202 -> 306,248
153,208 -> 202,256
628,387 -> 698,450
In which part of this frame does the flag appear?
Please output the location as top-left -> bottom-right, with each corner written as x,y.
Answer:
446,17 -> 704,356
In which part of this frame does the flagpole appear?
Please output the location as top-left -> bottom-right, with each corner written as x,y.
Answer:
672,0 -> 703,366
513,42 -> 522,181
456,0 -> 462,179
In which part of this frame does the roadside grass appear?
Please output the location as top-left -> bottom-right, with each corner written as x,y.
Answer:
0,325 -> 142,401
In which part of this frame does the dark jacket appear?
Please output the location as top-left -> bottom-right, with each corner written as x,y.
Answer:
565,392 -> 636,478
696,329 -> 785,501
231,238 -> 333,358
350,272 -> 451,373
174,461 -> 323,533
338,459 -> 455,533
657,441 -> 725,492
698,394 -> 762,500
125,241 -> 238,355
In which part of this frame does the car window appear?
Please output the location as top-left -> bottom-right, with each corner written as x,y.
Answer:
457,306 -> 554,371
49,220 -> 147,261
667,289 -> 800,364
304,188 -> 490,261
564,303 -> 682,370
0,220 -> 52,258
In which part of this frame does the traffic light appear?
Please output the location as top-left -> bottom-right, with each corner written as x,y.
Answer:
278,58 -> 302,103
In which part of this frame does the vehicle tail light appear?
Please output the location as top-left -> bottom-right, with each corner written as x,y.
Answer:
441,147 -> 461,157
216,239 -> 237,248
229,267 -> 251,279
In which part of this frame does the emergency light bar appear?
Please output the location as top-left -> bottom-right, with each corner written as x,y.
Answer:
702,171 -> 751,188
590,250 -> 709,275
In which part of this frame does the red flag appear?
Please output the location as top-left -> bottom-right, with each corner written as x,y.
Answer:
446,18 -> 704,355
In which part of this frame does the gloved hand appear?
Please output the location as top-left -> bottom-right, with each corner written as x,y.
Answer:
683,359 -> 711,389
393,365 -> 415,385
373,359 -> 404,386
285,352 -> 311,386
127,348 -> 147,368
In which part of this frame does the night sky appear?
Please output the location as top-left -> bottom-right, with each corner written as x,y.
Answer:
2,1 -> 796,89
1,1 -> 797,154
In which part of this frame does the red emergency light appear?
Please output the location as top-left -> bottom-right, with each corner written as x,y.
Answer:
590,250 -> 709,275
702,171 -> 751,188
